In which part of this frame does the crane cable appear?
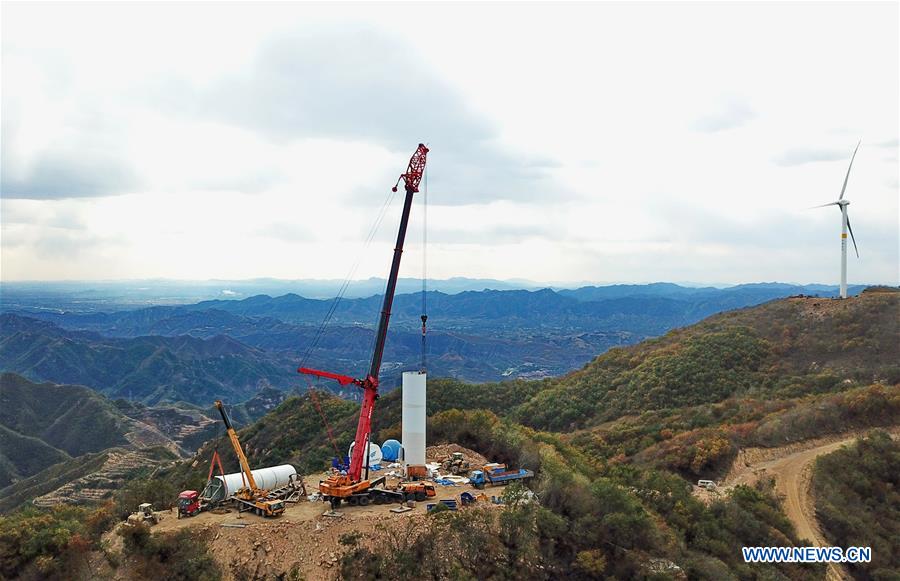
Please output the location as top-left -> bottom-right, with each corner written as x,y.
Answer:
420,167 -> 428,372
305,379 -> 342,460
297,186 -> 399,372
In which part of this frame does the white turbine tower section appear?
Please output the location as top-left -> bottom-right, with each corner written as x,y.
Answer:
401,371 -> 427,478
813,141 -> 861,299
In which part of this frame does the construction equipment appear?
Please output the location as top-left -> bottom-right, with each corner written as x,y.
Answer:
469,463 -> 535,489
397,481 -> 436,502
214,400 -> 286,517
178,449 -> 225,518
127,503 -> 160,526
299,144 -> 429,509
177,491 -> 201,518
426,499 -> 458,512
441,452 -> 470,475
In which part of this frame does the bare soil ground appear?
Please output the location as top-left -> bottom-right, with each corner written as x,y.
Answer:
425,443 -> 488,467
144,464 -> 492,580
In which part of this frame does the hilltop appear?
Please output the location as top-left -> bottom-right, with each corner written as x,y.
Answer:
186,289 -> 899,483
515,287 -> 900,431
2,290 -> 897,580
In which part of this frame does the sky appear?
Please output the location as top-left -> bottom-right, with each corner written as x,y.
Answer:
2,1 -> 898,286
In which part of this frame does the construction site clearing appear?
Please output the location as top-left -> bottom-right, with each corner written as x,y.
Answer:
121,444 -> 516,580
105,146 -> 536,579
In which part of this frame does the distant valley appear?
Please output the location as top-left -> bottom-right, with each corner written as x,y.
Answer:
1,287 -> 896,580
0,282 -> 866,406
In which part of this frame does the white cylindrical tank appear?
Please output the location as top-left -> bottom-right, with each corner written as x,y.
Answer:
203,464 -> 297,502
348,442 -> 383,467
402,371 -> 427,468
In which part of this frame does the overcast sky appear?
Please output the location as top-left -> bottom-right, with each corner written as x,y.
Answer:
2,1 -> 898,286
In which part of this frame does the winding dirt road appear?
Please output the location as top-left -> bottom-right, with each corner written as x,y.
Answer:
722,427 -> 899,581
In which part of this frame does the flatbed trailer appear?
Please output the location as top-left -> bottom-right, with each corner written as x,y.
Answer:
470,464 -> 535,489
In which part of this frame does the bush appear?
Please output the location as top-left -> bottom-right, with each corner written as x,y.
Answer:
0,503 -> 114,580
119,525 -> 222,581
115,477 -> 179,518
813,430 -> 900,578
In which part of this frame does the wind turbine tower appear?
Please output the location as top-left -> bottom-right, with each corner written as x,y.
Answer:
814,141 -> 861,299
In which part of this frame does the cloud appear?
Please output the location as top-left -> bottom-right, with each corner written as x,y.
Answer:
691,98 -> 757,132
255,221 -> 313,243
646,199 -> 898,257
191,28 -> 493,150
2,24 -> 568,206
428,223 -> 554,245
32,231 -> 119,260
772,147 -> 851,167
875,138 -> 899,148
1,75 -> 140,200
1,144 -> 139,200
175,28 -> 567,205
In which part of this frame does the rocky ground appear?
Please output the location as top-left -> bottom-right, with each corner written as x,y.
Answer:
425,443 -> 488,467
113,444 -> 500,580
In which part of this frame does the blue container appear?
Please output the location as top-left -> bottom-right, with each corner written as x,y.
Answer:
381,439 -> 402,462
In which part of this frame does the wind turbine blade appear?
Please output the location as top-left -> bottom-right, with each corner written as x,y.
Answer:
846,213 -> 859,258
839,140 -> 861,200
809,202 -> 840,209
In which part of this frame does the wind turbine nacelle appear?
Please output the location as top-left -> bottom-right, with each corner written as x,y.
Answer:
837,199 -> 850,206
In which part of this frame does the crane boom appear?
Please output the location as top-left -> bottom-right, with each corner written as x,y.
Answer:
215,400 -> 258,491
298,143 -> 429,485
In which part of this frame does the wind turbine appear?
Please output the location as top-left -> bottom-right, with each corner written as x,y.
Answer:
813,141 -> 860,299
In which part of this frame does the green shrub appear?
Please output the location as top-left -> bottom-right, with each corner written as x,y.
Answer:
813,430 -> 900,578
0,503 -> 113,580
119,525 -> 221,581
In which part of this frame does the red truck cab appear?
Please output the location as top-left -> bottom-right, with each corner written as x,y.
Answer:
177,490 -> 201,518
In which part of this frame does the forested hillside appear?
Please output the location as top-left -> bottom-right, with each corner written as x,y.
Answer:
813,431 -> 899,579
0,315 -> 297,404
2,283 -> 863,401
180,290 -> 900,486
0,373 -> 226,494
3,290 -> 896,579
514,288 -> 900,431
0,373 -> 135,487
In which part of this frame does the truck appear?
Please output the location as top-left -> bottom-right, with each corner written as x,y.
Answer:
177,449 -> 223,518
469,463 -> 534,489
177,490 -> 202,518
397,481 -> 437,502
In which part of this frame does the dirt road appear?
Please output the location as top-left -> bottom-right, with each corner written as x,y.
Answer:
723,427 -> 899,581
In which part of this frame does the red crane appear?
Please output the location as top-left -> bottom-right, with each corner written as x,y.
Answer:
298,143 -> 429,502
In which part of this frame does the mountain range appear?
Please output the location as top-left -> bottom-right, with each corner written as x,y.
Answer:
213,287 -> 899,478
2,287 -> 897,579
151,288 -> 898,579
0,373 -> 289,506
0,282 -> 867,407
